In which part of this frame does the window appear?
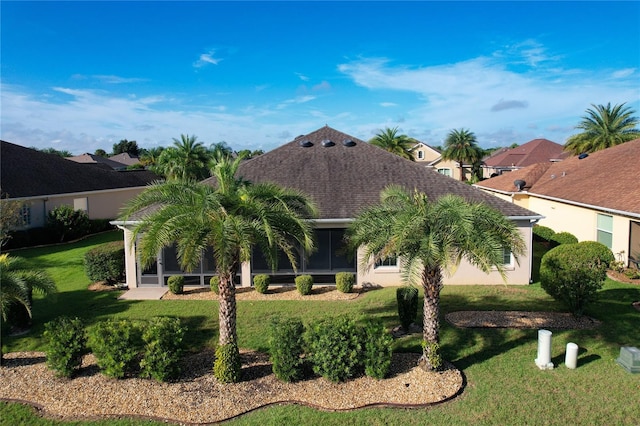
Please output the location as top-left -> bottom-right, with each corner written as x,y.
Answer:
375,256 -> 398,268
417,150 -> 424,160
73,197 -> 88,212
596,214 -> 613,249
502,248 -> 513,265
19,205 -> 31,226
437,168 -> 452,177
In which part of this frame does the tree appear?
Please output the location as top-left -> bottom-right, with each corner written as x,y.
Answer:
369,127 -> 416,161
155,134 -> 211,181
94,148 -> 107,157
34,147 -> 73,157
139,146 -> 165,169
0,191 -> 24,247
121,156 -> 317,381
564,103 -> 640,155
347,186 -> 525,370
112,139 -> 141,156
441,128 -> 483,182
209,141 -> 234,160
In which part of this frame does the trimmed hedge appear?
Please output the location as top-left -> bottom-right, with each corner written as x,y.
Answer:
532,225 -> 556,242
335,272 -> 355,293
214,343 -> 241,383
88,319 -> 143,378
269,317 -> 306,382
253,274 -> 270,294
140,317 -> 186,382
295,275 -> 313,295
43,316 -> 87,378
167,275 -> 184,294
84,241 -> 125,285
550,231 -> 579,246
362,320 -> 393,379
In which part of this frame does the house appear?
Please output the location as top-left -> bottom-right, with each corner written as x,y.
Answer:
412,141 -> 470,180
1,140 -> 158,230
66,153 -> 130,170
482,138 -> 568,178
474,139 -> 640,267
114,126 -> 543,289
109,152 -> 141,168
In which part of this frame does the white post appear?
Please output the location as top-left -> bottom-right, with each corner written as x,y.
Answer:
535,329 -> 554,370
565,343 -> 578,369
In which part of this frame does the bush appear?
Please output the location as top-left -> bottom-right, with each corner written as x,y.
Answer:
213,343 -> 241,383
253,274 -> 270,294
140,317 -> 186,382
397,286 -> 419,331
532,225 -> 556,242
361,320 -> 393,379
88,319 -> 143,378
210,276 -> 220,294
43,316 -> 87,378
83,241 -> 125,285
47,205 -> 90,243
540,241 -> 614,315
295,275 -> 313,295
268,317 -> 306,382
335,272 -> 355,293
550,231 -> 579,246
305,316 -> 362,382
167,275 -> 184,294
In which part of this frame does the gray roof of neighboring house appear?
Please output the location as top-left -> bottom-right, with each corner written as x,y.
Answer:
66,153 -> 130,170
202,126 -> 541,220
1,140 -> 159,199
109,152 -> 141,166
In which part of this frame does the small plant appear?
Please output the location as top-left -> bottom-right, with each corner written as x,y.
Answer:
550,231 -> 578,246
397,286 -> 419,331
335,272 -> 355,293
167,275 -> 184,295
624,268 -> 640,280
210,276 -> 220,294
140,317 -> 186,382
253,274 -> 270,294
213,342 -> 241,383
295,275 -> 313,295
43,316 -> 87,378
84,241 -> 125,285
268,317 -> 306,382
609,260 -> 626,273
362,320 -> 393,379
88,318 -> 143,378
47,205 -> 91,242
305,316 -> 362,382
421,340 -> 443,371
532,225 -> 556,242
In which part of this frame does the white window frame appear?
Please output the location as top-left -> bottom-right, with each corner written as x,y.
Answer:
596,213 -> 613,249
417,150 -> 424,160
437,168 -> 452,177
19,205 -> 31,226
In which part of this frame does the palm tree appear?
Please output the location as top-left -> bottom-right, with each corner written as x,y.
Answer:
369,127 -> 416,161
139,147 -> 165,169
347,187 -> 525,370
0,253 -> 56,364
121,156 -> 317,381
441,128 -> 482,181
156,134 -> 211,181
564,103 -> 640,154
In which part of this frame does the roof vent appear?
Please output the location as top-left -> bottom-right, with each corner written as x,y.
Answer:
514,179 -> 526,191
342,139 -> 356,147
322,139 -> 335,147
578,153 -> 589,159
299,140 -> 313,148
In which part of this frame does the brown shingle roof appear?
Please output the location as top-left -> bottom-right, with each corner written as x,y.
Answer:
1,141 -> 159,199
109,152 -> 141,166
66,153 -> 129,170
484,138 -> 567,168
204,126 -> 540,220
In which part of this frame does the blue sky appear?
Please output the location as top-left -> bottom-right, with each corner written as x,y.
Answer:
2,1 -> 639,154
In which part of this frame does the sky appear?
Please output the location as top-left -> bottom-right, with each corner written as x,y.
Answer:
1,1 -> 639,155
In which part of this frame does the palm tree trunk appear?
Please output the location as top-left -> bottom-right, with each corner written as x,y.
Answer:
419,266 -> 444,371
217,271 -> 237,347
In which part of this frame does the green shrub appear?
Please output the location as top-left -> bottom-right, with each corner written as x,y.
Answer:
167,275 -> 184,295
397,286 -> 419,331
47,205 -> 90,243
550,231 -> 579,246
625,268 -> 640,280
210,276 -> 220,294
43,316 -> 87,378
532,225 -> 556,242
305,316 -> 362,382
83,241 -> 125,285
335,272 -> 355,293
268,317 -> 306,382
88,319 -> 143,378
362,320 -> 393,379
140,317 -> 186,382
213,343 -> 241,383
253,274 -> 270,294
422,340 -> 443,371
295,275 -> 313,295
540,241 -> 614,315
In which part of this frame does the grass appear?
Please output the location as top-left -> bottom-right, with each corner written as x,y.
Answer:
1,233 -> 639,425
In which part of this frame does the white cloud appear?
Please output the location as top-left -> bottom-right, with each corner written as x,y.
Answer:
380,102 -> 397,107
295,72 -> 310,81
612,68 -> 636,79
194,50 -> 222,68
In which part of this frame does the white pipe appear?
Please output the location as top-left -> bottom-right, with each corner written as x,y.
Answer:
565,343 -> 578,369
535,329 -> 554,370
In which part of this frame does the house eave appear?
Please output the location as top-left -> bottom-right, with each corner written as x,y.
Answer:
528,192 -> 640,220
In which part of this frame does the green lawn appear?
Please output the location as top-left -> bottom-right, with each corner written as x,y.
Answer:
1,232 -> 639,425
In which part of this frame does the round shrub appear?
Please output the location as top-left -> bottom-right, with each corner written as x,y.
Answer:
533,225 -> 556,242
213,343 -> 241,383
253,274 -> 270,294
295,275 -> 313,295
210,276 -> 220,294
268,317 -> 306,382
88,319 -> 143,378
550,231 -> 579,246
397,286 -> 419,331
540,241 -> 614,315
140,317 -> 186,382
167,275 -> 184,295
43,316 -> 87,378
84,241 -> 125,285
362,320 -> 393,379
335,272 -> 355,293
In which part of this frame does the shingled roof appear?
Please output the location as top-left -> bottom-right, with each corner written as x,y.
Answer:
205,126 -> 540,220
476,139 -> 640,216
66,153 -> 129,170
1,140 -> 159,199
483,138 -> 568,169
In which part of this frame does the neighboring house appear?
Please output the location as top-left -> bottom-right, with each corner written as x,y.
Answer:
412,141 -> 466,180
109,152 -> 141,168
114,126 -> 543,289
474,139 -> 640,268
1,141 -> 158,230
66,153 -> 130,170
482,138 -> 568,178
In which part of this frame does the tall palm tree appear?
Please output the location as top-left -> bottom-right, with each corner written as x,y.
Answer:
564,103 -> 640,154
441,128 -> 482,181
156,134 -> 211,181
121,156 -> 317,381
347,187 -> 525,370
369,127 -> 416,161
